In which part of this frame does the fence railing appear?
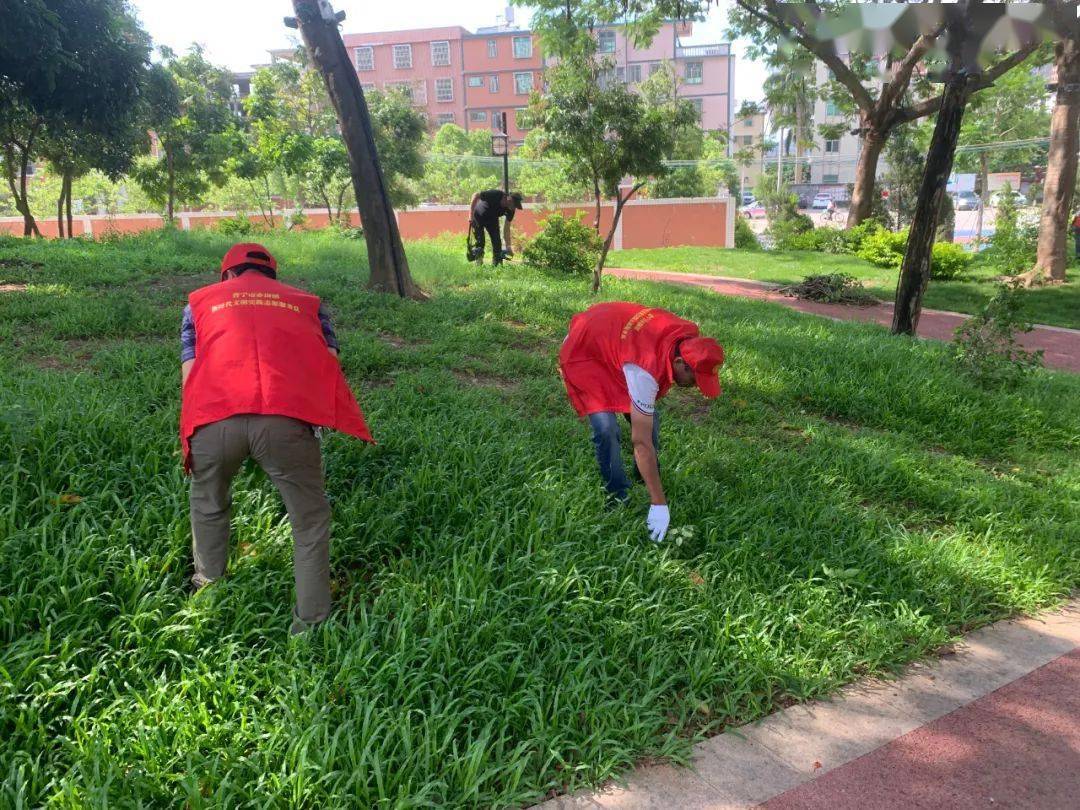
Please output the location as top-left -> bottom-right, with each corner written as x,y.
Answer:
675,43 -> 730,59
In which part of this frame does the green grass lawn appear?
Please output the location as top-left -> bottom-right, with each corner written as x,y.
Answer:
1,230 -> 1078,807
610,246 -> 1080,330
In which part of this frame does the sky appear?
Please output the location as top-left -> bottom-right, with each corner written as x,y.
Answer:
127,0 -> 770,104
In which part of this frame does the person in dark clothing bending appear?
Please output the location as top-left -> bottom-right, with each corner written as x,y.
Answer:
469,189 -> 523,266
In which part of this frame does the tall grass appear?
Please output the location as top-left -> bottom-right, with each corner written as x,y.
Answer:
1,229 -> 1078,807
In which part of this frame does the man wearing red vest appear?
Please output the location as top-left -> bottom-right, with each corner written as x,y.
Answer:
559,302 -> 724,543
180,243 -> 373,634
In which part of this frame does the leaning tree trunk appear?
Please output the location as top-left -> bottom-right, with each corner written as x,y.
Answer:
291,0 -> 421,298
846,122 -> 887,227
1029,37 -> 1080,284
892,62 -> 970,335
974,152 -> 989,247
592,182 -> 645,293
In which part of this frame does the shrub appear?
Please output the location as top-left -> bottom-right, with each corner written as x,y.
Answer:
842,221 -> 885,254
930,242 -> 973,280
779,273 -> 878,305
215,215 -> 262,237
734,214 -> 760,250
858,227 -> 908,268
521,212 -> 601,276
952,282 -> 1043,387
982,186 -> 1038,276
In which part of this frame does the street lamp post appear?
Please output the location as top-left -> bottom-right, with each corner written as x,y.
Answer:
491,112 -> 510,193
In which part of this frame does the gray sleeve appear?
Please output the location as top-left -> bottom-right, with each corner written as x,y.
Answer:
180,305 -> 196,362
318,303 -> 339,352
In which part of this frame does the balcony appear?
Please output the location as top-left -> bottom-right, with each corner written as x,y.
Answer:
675,43 -> 730,59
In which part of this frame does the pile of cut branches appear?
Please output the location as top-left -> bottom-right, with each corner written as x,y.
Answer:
778,273 -> 879,306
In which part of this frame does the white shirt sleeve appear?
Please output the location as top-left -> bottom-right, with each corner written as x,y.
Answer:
623,363 -> 659,415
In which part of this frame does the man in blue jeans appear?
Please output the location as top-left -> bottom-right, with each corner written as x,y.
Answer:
559,302 -> 725,542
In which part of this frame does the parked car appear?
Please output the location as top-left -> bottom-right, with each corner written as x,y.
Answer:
740,200 -> 766,219
990,190 -> 1027,207
811,193 -> 833,210
954,191 -> 982,211
741,191 -> 755,205
797,195 -> 811,209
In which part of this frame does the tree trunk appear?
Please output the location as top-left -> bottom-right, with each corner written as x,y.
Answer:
1029,37 -> 1080,283
291,0 -> 421,298
892,45 -> 970,335
592,183 -> 644,293
7,138 -> 42,238
65,172 -> 74,239
974,152 -> 988,246
57,177 -> 66,239
846,123 -> 886,227
166,145 -> 175,222
593,176 -> 602,234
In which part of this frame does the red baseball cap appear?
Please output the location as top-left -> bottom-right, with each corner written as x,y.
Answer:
680,337 -> 725,398
221,243 -> 277,280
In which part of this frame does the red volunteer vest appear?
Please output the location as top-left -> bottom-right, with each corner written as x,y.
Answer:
558,302 -> 700,417
179,273 -> 373,471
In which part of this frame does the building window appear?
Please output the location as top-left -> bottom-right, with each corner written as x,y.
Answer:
412,80 -> 427,104
361,82 -> 376,93
468,76 -> 484,87
436,112 -> 455,126
684,62 -> 703,84
514,72 -> 533,95
826,101 -> 840,117
823,173 -> 839,184
392,44 -> 412,69
469,110 -> 488,123
435,77 -> 454,102
628,64 -> 642,83
649,62 -> 662,76
489,75 -> 499,93
514,108 -> 530,130
598,30 -> 616,53
689,97 -> 703,119
487,39 -> 498,58
743,117 -> 754,127
431,40 -> 450,67
512,35 -> 532,59
825,139 -> 840,153
598,68 -> 615,89
615,66 -> 625,83
742,134 -> 754,147
355,46 -> 374,71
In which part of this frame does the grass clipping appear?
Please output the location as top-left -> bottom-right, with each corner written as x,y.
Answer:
779,273 -> 879,307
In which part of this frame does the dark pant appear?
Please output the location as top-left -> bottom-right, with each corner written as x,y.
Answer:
588,411 -> 660,502
1074,231 -> 1079,259
471,218 -> 503,265
189,414 -> 332,634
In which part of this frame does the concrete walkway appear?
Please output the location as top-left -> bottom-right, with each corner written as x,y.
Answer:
607,268 -> 1080,374
535,599 -> 1080,809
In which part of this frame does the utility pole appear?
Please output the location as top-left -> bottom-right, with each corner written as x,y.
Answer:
286,0 -> 422,298
501,112 -> 510,193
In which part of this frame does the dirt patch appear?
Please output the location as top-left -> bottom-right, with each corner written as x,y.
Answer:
377,331 -> 429,349
452,369 -> 519,392
28,338 -> 114,371
142,275 -> 206,298
0,258 -> 43,270
0,283 -> 29,293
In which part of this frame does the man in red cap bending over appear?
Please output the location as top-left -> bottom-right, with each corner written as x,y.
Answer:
180,243 -> 373,634
559,302 -> 724,543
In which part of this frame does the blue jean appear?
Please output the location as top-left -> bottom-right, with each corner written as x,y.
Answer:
588,411 -> 660,502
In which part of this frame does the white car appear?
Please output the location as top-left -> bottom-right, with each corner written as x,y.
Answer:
990,190 -> 1026,207
811,194 -> 833,210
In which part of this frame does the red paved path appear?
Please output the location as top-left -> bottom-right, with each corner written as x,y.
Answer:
607,268 -> 1080,373
761,648 -> 1080,809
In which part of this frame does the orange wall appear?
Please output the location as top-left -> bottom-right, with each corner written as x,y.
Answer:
0,199 -> 731,249
620,201 -> 728,249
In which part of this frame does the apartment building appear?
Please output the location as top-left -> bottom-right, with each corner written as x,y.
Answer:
729,103 -> 768,193
592,21 -> 732,134
266,17 -> 732,148
461,29 -> 545,144
807,60 -> 873,188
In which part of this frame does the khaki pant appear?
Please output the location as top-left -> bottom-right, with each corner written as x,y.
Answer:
189,414 -> 332,634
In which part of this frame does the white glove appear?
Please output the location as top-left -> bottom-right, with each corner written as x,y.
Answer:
647,504 -> 670,543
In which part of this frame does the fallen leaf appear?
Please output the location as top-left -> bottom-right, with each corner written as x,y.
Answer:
688,571 -> 705,587
812,761 -> 822,771
56,494 -> 83,505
